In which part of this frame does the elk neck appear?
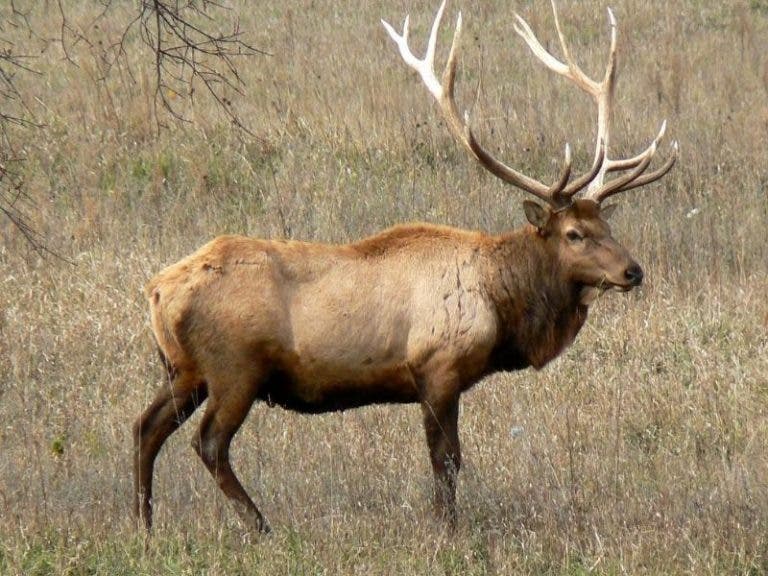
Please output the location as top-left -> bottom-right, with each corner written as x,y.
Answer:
482,226 -> 589,373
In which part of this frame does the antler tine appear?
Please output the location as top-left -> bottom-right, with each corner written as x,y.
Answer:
548,144 -> 573,200
381,9 -> 442,99
512,14 -> 571,79
594,141 -> 679,202
551,1 -> 606,97
384,2 -> 579,209
562,139 -> 606,197
586,122 -> 678,202
513,4 -> 604,99
606,120 -> 666,173
591,142 -> 657,201
603,8 -> 618,89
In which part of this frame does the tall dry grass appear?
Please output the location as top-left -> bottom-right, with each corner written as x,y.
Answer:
1,0 -> 767,574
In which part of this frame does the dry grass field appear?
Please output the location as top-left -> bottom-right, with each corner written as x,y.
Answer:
1,0 -> 767,574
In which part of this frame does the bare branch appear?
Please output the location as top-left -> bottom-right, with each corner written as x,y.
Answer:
54,1 -> 267,134
0,5 -> 48,257
126,0 -> 269,134
0,4 -> 74,260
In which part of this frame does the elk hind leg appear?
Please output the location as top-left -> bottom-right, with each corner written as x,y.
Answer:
133,370 -> 207,530
192,377 -> 269,534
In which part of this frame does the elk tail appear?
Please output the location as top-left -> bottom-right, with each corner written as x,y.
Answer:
145,278 -> 186,376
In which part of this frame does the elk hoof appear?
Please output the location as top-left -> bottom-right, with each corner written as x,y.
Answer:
247,514 -> 271,535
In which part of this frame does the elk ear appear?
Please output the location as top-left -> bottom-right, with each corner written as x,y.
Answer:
523,200 -> 549,229
600,203 -> 618,221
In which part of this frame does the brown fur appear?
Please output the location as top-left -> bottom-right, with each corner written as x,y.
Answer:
133,199 -> 642,532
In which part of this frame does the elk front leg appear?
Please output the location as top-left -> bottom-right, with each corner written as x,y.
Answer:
192,380 -> 270,534
421,390 -> 461,527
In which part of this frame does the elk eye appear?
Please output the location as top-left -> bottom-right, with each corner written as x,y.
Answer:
566,230 -> 583,242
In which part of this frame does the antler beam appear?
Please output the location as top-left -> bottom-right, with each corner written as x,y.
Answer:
382,0 -> 602,209
383,1 -> 677,207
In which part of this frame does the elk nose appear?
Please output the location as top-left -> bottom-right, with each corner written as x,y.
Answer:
624,264 -> 644,286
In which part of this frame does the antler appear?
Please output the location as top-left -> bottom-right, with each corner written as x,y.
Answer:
513,1 -> 678,203
382,0 -> 604,210
383,1 -> 677,208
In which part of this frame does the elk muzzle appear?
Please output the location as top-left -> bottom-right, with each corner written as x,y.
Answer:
624,263 -> 644,287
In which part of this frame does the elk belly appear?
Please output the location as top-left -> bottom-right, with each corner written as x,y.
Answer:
258,358 -> 418,414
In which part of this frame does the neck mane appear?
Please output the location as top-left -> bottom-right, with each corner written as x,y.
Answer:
484,227 -> 588,372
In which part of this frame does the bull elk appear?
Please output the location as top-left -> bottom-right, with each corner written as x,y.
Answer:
134,1 -> 677,533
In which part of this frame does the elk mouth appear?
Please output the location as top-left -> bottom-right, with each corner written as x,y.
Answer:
596,264 -> 644,292
596,278 -> 638,293
578,280 -> 633,306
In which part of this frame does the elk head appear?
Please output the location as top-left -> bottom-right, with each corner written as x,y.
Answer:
383,0 -> 677,296
524,199 -> 643,297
